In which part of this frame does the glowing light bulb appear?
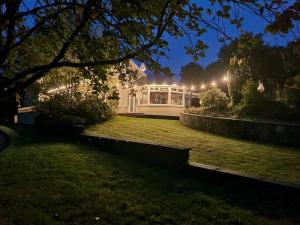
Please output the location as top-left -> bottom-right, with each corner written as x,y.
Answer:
191,86 -> 194,90
211,81 -> 216,86
201,84 -> 206,89
223,76 -> 228,81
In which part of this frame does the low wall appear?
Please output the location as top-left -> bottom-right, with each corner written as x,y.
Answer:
118,113 -> 179,120
180,113 -> 300,147
0,129 -> 10,152
79,134 -> 190,167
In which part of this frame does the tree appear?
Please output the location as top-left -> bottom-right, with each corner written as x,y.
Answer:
228,57 -> 252,106
152,67 -> 175,84
0,0 -> 299,101
180,62 -> 204,86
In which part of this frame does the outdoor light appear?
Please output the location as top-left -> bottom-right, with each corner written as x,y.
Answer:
257,81 -> 264,92
191,86 -> 194,90
201,84 -> 206,89
223,76 -> 228,81
211,81 -> 216,86
182,85 -> 185,89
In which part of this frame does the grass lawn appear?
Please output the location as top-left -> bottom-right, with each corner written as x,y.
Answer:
85,116 -> 300,184
0,125 -> 299,225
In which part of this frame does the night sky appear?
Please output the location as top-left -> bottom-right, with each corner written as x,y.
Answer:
159,6 -> 297,78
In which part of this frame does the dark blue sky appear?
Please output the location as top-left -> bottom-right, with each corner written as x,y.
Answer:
159,8 -> 297,77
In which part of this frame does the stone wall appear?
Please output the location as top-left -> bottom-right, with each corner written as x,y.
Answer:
180,113 -> 300,147
79,134 -> 190,168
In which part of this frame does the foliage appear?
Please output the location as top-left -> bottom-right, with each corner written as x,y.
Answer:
220,33 -> 290,93
285,74 -> 300,115
199,88 -> 229,113
152,67 -> 175,84
35,91 -> 115,126
180,62 -> 205,86
236,79 -> 291,120
228,57 -> 251,106
1,0 -> 299,100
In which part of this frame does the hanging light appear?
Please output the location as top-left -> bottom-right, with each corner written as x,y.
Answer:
223,75 -> 228,82
191,85 -> 194,90
257,80 -> 264,92
211,81 -> 216,87
201,84 -> 206,89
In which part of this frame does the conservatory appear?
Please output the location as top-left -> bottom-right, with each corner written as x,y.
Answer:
117,84 -> 199,116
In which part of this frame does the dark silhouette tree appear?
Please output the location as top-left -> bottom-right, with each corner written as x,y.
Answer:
0,0 -> 299,101
180,63 -> 205,86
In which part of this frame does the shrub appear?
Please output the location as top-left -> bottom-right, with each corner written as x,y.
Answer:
199,88 -> 229,113
285,75 -> 300,113
236,79 -> 291,120
35,91 -> 115,126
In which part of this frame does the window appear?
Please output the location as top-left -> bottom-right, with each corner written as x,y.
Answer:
171,93 -> 183,105
140,92 -> 148,104
150,92 -> 168,104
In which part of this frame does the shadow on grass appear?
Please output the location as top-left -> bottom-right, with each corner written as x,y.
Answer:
1,125 -> 300,224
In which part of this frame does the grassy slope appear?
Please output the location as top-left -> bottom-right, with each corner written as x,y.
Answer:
0,126 -> 299,225
85,116 -> 300,184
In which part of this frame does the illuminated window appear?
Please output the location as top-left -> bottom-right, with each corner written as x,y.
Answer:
171,93 -> 183,105
150,92 -> 168,104
140,92 -> 148,104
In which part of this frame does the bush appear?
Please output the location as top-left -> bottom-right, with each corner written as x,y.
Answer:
199,88 -> 229,113
35,91 -> 115,126
285,75 -> 300,113
236,79 -> 291,120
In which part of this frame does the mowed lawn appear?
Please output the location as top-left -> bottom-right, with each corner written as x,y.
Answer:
85,116 -> 300,184
0,126 -> 299,225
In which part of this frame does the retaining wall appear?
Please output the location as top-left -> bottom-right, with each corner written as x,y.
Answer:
180,113 -> 300,147
79,134 -> 190,167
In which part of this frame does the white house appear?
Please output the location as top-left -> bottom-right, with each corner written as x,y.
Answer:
115,60 -> 198,116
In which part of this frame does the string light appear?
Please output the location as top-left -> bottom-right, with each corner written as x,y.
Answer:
200,84 -> 206,89
211,81 -> 216,86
